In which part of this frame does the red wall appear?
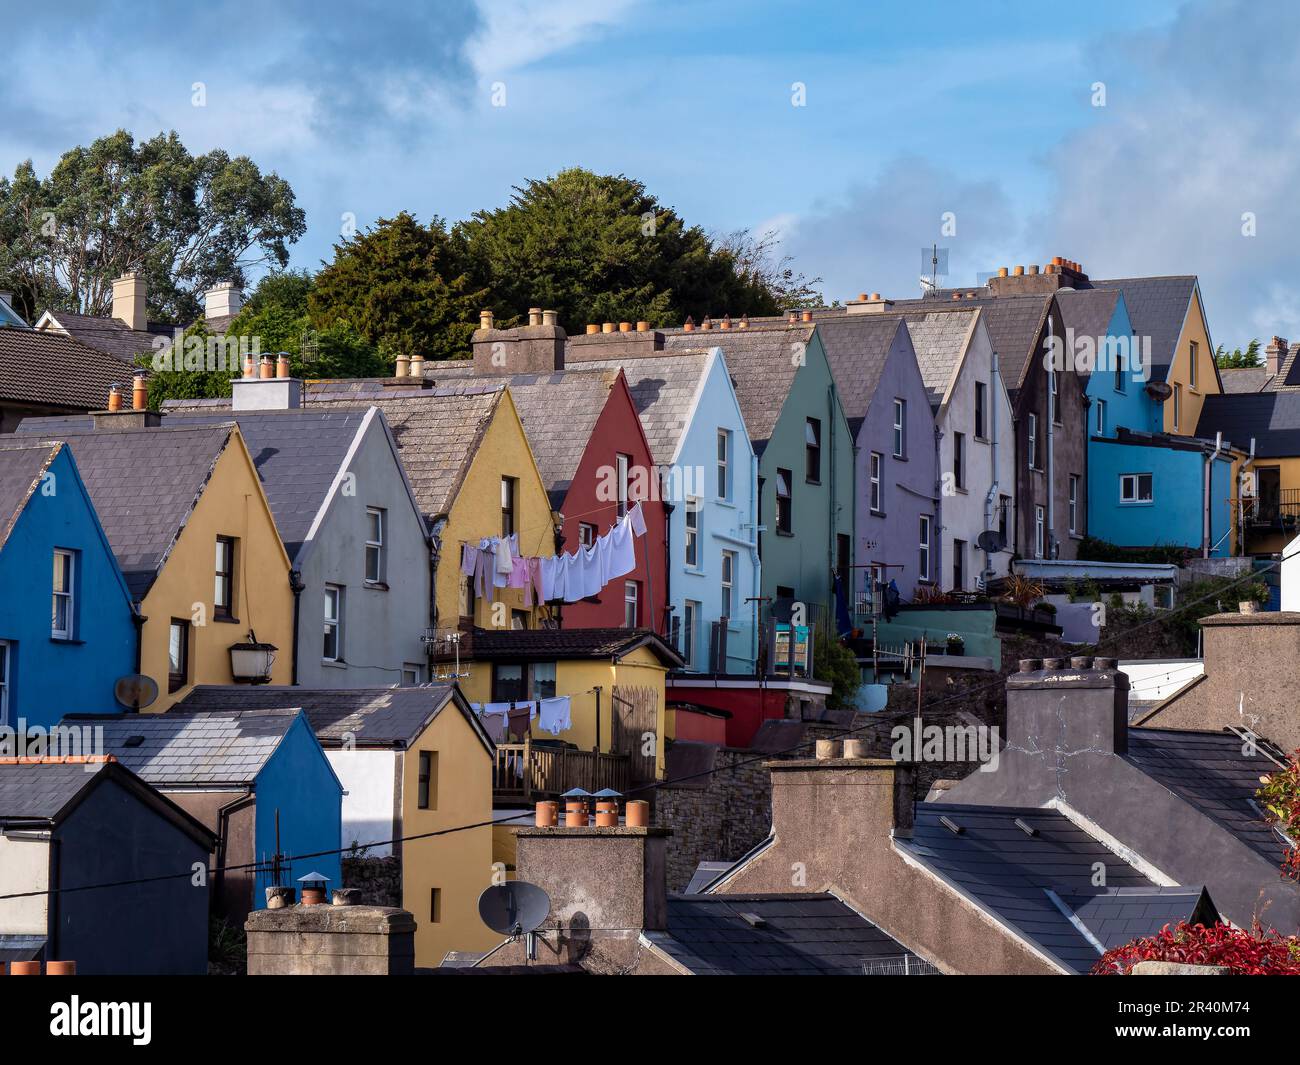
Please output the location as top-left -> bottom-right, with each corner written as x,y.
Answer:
555,374 -> 667,633
664,684 -> 787,749
670,706 -> 728,745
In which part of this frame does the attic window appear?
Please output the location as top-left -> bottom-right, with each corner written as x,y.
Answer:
939,815 -> 964,835
738,912 -> 768,929
124,735 -> 145,748
1014,817 -> 1039,837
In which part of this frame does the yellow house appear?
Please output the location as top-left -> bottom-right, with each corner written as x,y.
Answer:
304,379 -> 555,631
17,416 -> 294,709
176,682 -> 500,969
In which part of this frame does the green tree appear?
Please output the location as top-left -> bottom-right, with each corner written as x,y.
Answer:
0,129 -> 304,323
1216,338 -> 1262,368
813,628 -> 862,711
310,212 -> 485,361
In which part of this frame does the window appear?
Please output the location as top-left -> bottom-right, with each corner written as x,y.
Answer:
459,571 -> 476,620
0,641 -> 8,726
616,453 -> 631,517
491,663 -> 526,703
323,585 -> 343,661
417,751 -> 438,810
402,664 -> 422,686
1189,341 -> 1199,389
1068,475 -> 1079,533
1173,384 -> 1182,431
684,499 -> 700,567
1027,413 -> 1039,470
1115,343 -> 1126,392
974,382 -> 987,439
1120,473 -> 1154,503
214,536 -> 235,620
805,418 -> 821,483
952,539 -> 966,592
721,551 -> 736,619
1034,506 -> 1046,558
999,494 -> 1011,544
532,662 -> 557,700
429,888 -> 442,923
168,619 -> 190,694
364,507 -> 385,583
775,469 -> 792,534
892,399 -> 906,457
500,477 -> 517,536
1154,584 -> 1175,610
869,452 -> 883,513
953,432 -> 965,490
683,601 -> 700,669
918,516 -> 932,581
511,610 -> 529,630
624,581 -> 640,628
1050,369 -> 1060,424
1095,399 -> 1107,436
836,534 -> 850,582
51,549 -> 74,639
578,522 -> 596,547
716,430 -> 730,499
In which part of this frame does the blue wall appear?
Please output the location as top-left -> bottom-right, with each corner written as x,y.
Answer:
0,447 -> 135,727
671,351 -> 761,673
1084,296 -> 1159,436
252,712 -> 343,906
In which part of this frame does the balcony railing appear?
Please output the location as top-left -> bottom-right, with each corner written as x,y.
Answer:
1238,490 -> 1300,529
493,738 -> 630,801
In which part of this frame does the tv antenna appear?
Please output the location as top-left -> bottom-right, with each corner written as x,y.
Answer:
478,881 -> 551,961
919,244 -> 949,298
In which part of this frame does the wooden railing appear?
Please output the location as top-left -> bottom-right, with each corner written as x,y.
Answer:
493,739 -> 630,801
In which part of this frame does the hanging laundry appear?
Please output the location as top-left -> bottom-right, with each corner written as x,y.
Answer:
563,550 -> 586,603
537,696 -> 571,736
540,555 -> 562,602
495,535 -> 513,574
473,548 -> 493,600
529,557 -> 545,606
480,712 -> 506,743
509,555 -> 530,591
580,542 -> 602,598
628,501 -> 647,537
460,543 -> 478,576
606,513 -> 637,580
507,702 -> 536,737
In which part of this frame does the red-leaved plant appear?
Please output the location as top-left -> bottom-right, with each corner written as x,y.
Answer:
1092,921 -> 1300,975
1257,748 -> 1300,882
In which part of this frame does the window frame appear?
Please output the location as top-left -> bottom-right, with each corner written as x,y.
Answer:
918,515 -> 932,582
491,662 -> 527,703
684,498 -> 700,568
953,431 -> 965,490
532,661 -> 557,700
1068,474 -> 1079,533
1095,398 -> 1106,436
364,507 -> 386,584
418,750 -> 437,810
1172,384 -> 1182,431
1189,341 -> 1198,389
721,550 -> 736,619
214,536 -> 235,621
682,600 -> 700,669
578,522 -> 596,547
1034,505 -> 1046,558
167,618 -> 190,694
623,580 -> 640,628
1120,473 -> 1154,504
775,468 -> 793,535
804,417 -> 822,484
952,538 -> 965,592
1027,413 -> 1039,470
716,429 -> 730,500
0,640 -> 8,726
500,476 -> 517,537
892,399 -> 906,458
323,584 -> 344,662
1050,368 -> 1060,425
616,453 -> 631,518
974,382 -> 987,440
51,548 -> 75,640
869,452 -> 883,513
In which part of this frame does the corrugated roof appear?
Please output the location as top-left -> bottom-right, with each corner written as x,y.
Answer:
0,328 -> 134,412
0,443 -> 59,553
574,353 -> 712,465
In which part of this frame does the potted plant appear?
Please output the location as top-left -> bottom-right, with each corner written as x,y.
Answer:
945,632 -> 965,656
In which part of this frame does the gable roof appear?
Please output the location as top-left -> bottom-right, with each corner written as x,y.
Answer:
0,443 -> 59,553
1196,391 -> 1300,457
1090,277 -> 1197,383
1055,288 -> 1122,356
814,316 -> 909,434
643,893 -> 931,975
78,709 -> 305,786
662,324 -> 814,455
0,328 -> 135,413
572,353 -> 716,466
903,309 -> 980,409
1219,366 -> 1271,394
7,424 -> 234,600
462,626 -> 684,667
172,683 -> 494,755
37,310 -> 172,363
896,803 -> 1211,974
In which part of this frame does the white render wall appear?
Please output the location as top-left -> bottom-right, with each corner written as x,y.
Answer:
326,749 -> 398,856
0,834 -> 49,933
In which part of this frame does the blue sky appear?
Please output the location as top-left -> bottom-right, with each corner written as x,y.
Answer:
3,0 -> 1296,345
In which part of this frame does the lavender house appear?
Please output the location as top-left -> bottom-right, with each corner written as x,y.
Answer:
816,316 -> 937,608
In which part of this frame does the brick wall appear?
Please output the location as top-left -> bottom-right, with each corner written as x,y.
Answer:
342,856 -> 403,908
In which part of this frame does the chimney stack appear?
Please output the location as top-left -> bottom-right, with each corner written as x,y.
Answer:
1266,337 -> 1289,377
472,307 -> 566,375
847,292 -> 895,315
204,281 -> 242,323
1005,656 -> 1129,755
111,272 -> 147,332
232,354 -> 303,411
93,379 -> 164,429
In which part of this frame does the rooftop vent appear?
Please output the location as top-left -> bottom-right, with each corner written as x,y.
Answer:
939,815 -> 964,836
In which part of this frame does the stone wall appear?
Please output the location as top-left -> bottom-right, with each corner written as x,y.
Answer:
342,855 -> 403,908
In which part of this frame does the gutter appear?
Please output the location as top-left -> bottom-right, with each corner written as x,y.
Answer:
129,603 -> 146,713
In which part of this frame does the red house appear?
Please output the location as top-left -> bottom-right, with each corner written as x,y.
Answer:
427,312 -> 667,634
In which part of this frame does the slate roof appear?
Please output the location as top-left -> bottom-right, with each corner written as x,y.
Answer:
1055,288 -> 1121,354
896,803 -> 1206,974
40,310 -> 172,363
7,425 -> 233,600
83,710 -> 302,786
464,626 -> 684,666
662,324 -> 814,456
1219,367 -> 1271,394
172,683 -> 494,754
813,316 -> 907,434
1055,887 -> 1215,952
1124,728 -> 1290,867
903,310 -> 979,408
574,353 -> 713,465
1196,391 -> 1300,457
1090,277 -> 1197,383
0,328 -> 134,412
643,893 -> 929,975
0,443 -> 59,553
0,759 -> 104,820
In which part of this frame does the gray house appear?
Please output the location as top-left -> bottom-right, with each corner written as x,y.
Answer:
161,396 -> 432,687
0,758 -> 214,975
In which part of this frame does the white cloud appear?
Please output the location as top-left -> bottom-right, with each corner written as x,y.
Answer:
467,0 -> 641,78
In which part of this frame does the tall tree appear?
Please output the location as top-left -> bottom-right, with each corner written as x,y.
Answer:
310,212 -> 485,361
0,130 -> 305,323
1216,338 -> 1263,368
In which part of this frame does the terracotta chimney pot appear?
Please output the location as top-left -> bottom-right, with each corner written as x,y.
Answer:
635,321 -> 649,332
542,309 -> 558,327
595,800 -> 619,827
45,960 -> 75,975
9,961 -> 40,975
528,308 -> 543,327
107,384 -> 123,412
601,322 -> 615,334
618,321 -> 631,333
1013,265 -> 1024,276
480,309 -> 495,331
1052,256 -> 1064,266
131,372 -> 148,411
535,800 -> 558,827
800,309 -> 813,323
586,323 -> 599,335
683,316 -> 695,332
276,354 -> 291,379
243,353 -> 256,379
394,354 -> 410,377
409,354 -> 425,378
259,355 -> 274,380
997,267 -> 1009,278
625,799 -> 649,827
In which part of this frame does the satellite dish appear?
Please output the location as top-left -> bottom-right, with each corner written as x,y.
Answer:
478,881 -> 551,937
1145,380 -> 1173,402
114,673 -> 159,710
976,530 -> 1006,553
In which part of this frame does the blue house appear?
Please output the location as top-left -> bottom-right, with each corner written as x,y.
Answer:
1062,290 -> 1236,556
0,442 -> 136,727
581,349 -> 761,674
79,708 -> 343,920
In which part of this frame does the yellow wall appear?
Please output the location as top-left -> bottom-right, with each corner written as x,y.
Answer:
440,390 -> 553,630
400,707 -> 499,967
458,646 -> 671,777
1239,454 -> 1300,555
1164,288 -> 1220,436
141,429 -> 294,711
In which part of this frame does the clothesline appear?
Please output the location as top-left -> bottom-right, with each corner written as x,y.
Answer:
459,502 -> 647,606
473,696 -> 572,741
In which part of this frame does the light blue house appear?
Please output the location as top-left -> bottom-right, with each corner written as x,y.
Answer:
1061,289 -> 1236,556
584,349 -> 761,673
0,442 -> 136,727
